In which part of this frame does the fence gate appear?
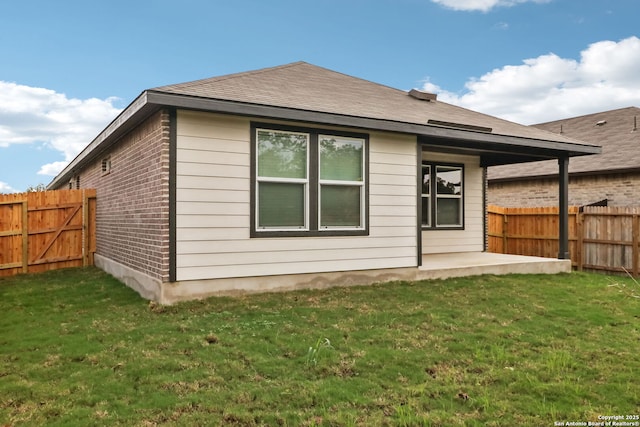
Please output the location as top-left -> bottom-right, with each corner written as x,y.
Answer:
0,189 -> 96,278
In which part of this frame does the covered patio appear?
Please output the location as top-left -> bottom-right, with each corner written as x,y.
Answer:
418,252 -> 571,280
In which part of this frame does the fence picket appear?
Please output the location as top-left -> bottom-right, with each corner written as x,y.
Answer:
488,204 -> 640,277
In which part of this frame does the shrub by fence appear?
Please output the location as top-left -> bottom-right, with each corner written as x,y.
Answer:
0,189 -> 96,277
488,204 -> 640,277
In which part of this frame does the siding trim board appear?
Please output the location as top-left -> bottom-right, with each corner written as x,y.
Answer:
169,109 -> 177,282
416,141 -> 423,266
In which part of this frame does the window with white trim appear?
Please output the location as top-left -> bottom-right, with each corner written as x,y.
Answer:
252,124 -> 368,237
256,129 -> 309,229
319,135 -> 364,229
421,162 -> 464,229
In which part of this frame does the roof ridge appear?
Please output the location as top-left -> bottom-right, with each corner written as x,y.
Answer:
533,106 -> 640,126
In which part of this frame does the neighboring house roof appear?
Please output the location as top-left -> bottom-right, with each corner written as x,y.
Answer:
49,62 -> 600,189
489,106 -> 640,182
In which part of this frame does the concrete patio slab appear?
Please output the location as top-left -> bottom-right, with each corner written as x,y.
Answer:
418,252 -> 571,280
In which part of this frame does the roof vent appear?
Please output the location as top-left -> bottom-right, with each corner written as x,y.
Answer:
427,119 -> 492,133
595,120 -> 607,126
409,89 -> 437,102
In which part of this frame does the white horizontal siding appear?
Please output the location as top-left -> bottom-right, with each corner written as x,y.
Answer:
176,188 -> 248,204
178,228 -> 249,241
179,135 -> 249,153
176,163 -> 249,179
177,149 -> 248,165
176,201 -> 248,216
177,236 -> 415,254
177,246 -> 417,268
177,176 -> 249,191
370,184 -> 415,197
175,111 -> 418,281
422,151 -> 484,254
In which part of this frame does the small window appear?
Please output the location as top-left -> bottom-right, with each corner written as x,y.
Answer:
75,176 -> 80,189
101,157 -> 111,175
421,162 -> 464,229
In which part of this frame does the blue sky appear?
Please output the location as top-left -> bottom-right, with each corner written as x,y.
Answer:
1,0 -> 639,192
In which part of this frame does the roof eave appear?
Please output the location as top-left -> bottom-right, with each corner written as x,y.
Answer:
47,90 -> 602,188
47,91 -> 159,189
149,91 -> 602,156
489,166 -> 640,183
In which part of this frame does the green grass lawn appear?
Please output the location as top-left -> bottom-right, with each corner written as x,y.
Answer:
1,267 -> 639,426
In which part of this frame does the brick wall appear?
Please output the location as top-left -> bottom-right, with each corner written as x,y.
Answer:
77,110 -> 171,282
488,171 -> 640,207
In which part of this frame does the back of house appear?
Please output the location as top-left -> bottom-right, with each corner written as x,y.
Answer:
49,62 -> 599,303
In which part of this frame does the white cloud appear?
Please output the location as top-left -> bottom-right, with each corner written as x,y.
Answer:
425,36 -> 640,124
431,0 -> 550,12
0,181 -> 19,194
0,81 -> 122,176
38,161 -> 71,177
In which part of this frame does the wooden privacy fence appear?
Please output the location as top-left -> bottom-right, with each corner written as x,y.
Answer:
0,189 -> 96,277
488,204 -> 640,277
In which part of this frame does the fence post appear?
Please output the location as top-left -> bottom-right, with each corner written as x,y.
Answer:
21,201 -> 28,274
576,210 -> 584,272
633,214 -> 639,277
82,189 -> 88,267
502,211 -> 508,254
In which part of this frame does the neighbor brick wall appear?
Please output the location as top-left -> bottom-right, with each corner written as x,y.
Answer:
76,110 -> 171,282
488,171 -> 640,207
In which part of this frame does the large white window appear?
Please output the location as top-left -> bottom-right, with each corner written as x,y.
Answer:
421,162 -> 464,229
252,124 -> 368,237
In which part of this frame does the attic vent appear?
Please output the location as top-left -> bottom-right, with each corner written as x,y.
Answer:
427,119 -> 492,133
409,89 -> 437,102
595,120 -> 607,126
101,156 -> 111,175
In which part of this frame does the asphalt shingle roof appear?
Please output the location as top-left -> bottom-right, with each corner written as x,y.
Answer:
152,61 -> 588,145
48,61 -> 602,190
488,106 -> 640,180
